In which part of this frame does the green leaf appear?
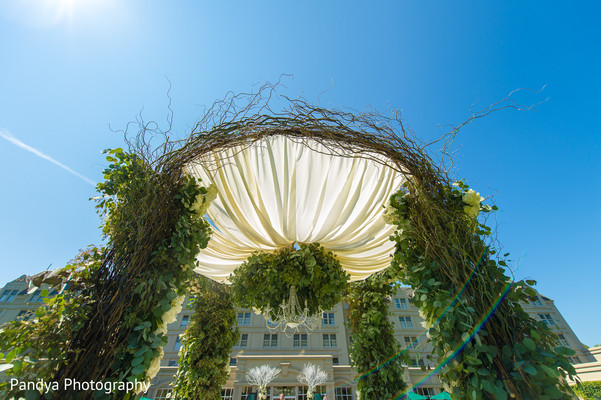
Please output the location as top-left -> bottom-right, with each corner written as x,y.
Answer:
481,379 -> 496,394
494,386 -> 508,400
134,347 -> 147,357
131,356 -> 144,367
131,365 -> 145,376
5,349 -> 16,363
524,364 -> 537,375
530,329 -> 540,341
40,288 -> 49,297
25,390 -> 40,400
523,337 -> 536,351
540,364 -> 558,378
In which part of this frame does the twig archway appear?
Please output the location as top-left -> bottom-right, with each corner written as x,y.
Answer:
0,88 -> 578,400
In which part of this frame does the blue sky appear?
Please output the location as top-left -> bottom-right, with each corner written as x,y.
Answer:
0,1 -> 599,346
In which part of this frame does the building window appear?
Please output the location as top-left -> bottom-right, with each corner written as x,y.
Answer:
0,290 -> 19,302
154,388 -> 172,400
557,334 -> 569,347
180,315 -> 190,328
174,336 -> 181,351
29,290 -> 44,303
399,316 -> 413,328
241,387 -> 255,400
237,312 -> 251,325
221,388 -> 234,400
333,357 -> 339,365
230,358 -> 237,366
294,333 -> 308,348
568,356 -> 581,364
16,310 -> 33,321
395,298 -> 408,309
264,334 -> 278,348
323,334 -> 337,348
538,314 -> 556,327
239,333 -> 248,348
300,386 -> 325,400
322,312 -> 335,325
410,358 -> 418,367
168,360 -> 178,367
298,386 -> 308,400
416,387 -> 435,396
335,387 -> 353,400
404,336 -> 418,349
531,296 -> 543,306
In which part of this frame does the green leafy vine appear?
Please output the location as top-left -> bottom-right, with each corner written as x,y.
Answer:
0,148 -> 216,400
572,381 -> 601,399
0,248 -> 103,399
172,277 -> 239,399
347,276 -> 407,400
96,149 -> 215,397
386,181 -> 578,400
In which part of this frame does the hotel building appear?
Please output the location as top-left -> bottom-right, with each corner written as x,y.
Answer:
0,273 -> 595,399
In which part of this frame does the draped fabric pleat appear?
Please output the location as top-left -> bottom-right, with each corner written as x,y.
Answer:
186,136 -> 405,282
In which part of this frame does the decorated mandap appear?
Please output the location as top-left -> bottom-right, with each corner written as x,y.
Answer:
0,95 -> 579,400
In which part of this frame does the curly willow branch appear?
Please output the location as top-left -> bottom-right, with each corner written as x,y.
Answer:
49,82 -> 553,400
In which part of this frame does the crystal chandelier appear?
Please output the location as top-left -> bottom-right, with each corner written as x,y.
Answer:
261,286 -> 321,336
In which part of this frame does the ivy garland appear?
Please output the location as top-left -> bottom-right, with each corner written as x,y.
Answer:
0,149 -> 216,400
172,277 -> 240,399
229,243 -> 349,318
94,149 -> 216,397
347,275 -> 407,400
0,248 -> 103,400
572,381 -> 601,399
386,181 -> 578,400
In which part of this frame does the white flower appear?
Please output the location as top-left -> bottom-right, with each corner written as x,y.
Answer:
462,189 -> 483,207
154,323 -> 167,335
190,184 -> 218,218
382,204 -> 400,225
161,295 -> 185,326
154,295 -> 186,336
140,347 -> 164,392
463,205 -> 480,219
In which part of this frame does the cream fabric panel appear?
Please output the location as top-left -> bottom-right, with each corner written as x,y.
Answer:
186,136 -> 404,282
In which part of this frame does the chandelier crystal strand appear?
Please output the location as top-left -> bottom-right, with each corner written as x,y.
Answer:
262,286 -> 322,337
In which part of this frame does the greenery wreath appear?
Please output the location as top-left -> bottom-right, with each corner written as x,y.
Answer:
229,243 -> 350,318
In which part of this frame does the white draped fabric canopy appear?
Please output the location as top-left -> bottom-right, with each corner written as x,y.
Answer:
185,136 -> 405,282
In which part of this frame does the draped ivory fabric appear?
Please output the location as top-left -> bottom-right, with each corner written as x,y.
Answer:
185,136 -> 405,282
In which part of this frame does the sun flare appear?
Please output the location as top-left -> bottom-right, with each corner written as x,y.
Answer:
0,0 -> 111,29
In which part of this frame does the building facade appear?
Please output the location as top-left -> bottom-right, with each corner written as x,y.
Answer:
0,274 -> 596,400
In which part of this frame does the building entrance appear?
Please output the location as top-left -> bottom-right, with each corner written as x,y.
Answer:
272,386 -> 296,399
